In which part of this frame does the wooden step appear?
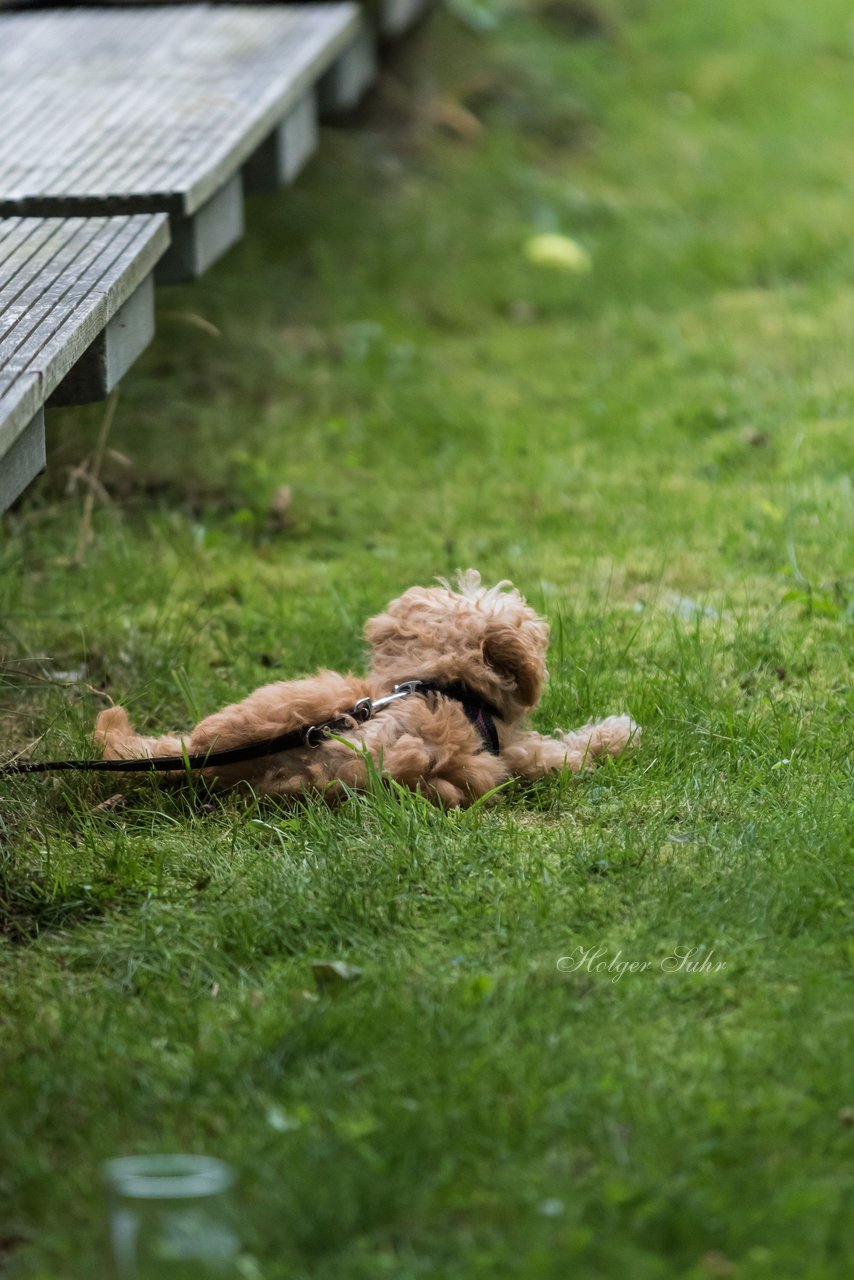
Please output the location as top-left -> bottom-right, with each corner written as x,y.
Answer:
0,4 -> 374,283
0,213 -> 169,510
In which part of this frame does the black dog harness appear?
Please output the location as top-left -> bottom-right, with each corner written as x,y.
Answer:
0,679 -> 502,776
422,680 -> 501,755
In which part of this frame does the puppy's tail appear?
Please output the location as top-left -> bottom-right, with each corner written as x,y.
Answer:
94,706 -> 185,760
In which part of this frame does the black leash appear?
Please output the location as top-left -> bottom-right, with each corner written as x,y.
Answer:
0,679 -> 502,777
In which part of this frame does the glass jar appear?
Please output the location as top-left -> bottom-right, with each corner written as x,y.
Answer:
103,1154 -> 239,1279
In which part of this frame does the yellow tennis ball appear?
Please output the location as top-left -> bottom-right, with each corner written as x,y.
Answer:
524,233 -> 592,273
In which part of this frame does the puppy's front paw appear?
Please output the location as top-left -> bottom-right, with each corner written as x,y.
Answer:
562,715 -> 641,765
599,714 -> 642,753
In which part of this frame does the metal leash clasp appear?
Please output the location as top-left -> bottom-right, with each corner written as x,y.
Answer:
393,680 -> 427,696
304,696 -> 375,748
370,680 -> 427,714
351,697 -> 373,722
304,684 -> 428,747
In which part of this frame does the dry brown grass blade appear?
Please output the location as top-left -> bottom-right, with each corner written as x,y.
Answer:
159,310 -> 222,338
428,96 -> 483,141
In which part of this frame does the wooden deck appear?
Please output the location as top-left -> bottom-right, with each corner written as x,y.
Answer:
0,214 -> 169,509
0,4 -> 374,281
0,1 -> 429,511
0,0 -> 429,41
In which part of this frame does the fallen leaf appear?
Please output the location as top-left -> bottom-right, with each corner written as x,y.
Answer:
270,484 -> 292,517
667,593 -> 719,621
758,497 -> 783,521
311,960 -> 364,990
266,1104 -> 301,1133
269,484 -> 293,532
53,667 -> 88,683
91,793 -> 125,813
698,1253 -> 734,1278
508,300 -> 539,324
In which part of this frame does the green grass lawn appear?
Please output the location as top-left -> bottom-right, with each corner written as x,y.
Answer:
2,0 -> 853,1275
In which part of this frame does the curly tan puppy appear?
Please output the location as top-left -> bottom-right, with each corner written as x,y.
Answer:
94,571 -> 640,807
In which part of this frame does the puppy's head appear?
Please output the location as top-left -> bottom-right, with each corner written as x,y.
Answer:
365,570 -> 549,721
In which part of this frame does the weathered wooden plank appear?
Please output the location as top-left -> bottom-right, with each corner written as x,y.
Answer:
0,215 -> 170,509
1,215 -> 169,391
0,0 -> 430,39
0,5 -> 368,221
2,222 -> 137,365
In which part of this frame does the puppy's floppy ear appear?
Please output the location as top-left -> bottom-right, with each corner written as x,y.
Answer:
482,618 -> 548,708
